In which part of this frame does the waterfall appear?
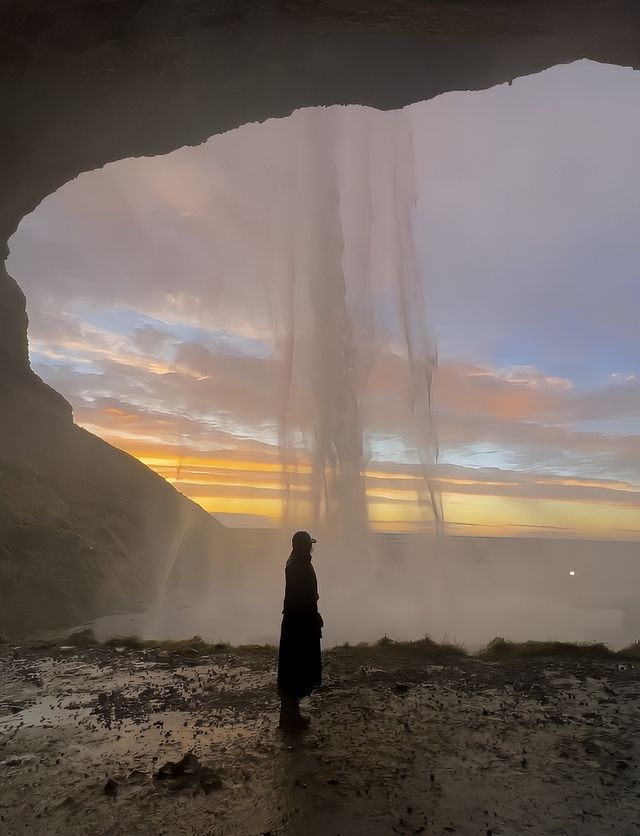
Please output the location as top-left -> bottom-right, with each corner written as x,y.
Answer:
270,106 -> 441,537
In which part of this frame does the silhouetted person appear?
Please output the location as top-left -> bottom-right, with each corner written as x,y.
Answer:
277,530 -> 323,730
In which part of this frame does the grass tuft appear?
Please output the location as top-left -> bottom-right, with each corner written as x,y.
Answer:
103,635 -> 144,649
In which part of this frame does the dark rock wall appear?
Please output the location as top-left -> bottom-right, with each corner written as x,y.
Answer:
0,364 -> 228,637
0,261 -> 29,382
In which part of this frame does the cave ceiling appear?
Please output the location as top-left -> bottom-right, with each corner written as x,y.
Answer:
1,0 -> 639,380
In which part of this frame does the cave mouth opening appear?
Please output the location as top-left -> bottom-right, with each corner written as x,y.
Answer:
5,58 -> 640,646
8,58 -> 640,539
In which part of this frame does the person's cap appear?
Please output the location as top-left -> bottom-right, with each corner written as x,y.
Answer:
292,530 -> 317,546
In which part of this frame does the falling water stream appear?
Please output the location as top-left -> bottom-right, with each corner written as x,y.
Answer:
100,105 -> 445,644
271,106 -> 441,541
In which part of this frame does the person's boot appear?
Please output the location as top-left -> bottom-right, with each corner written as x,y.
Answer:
279,695 -> 310,731
278,694 -> 297,730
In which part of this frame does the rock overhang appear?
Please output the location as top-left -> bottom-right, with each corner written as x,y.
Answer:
1,0 -> 639,381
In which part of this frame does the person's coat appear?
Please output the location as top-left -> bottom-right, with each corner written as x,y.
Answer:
277,548 -> 323,698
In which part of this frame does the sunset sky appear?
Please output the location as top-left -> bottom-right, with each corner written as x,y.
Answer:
8,60 -> 640,537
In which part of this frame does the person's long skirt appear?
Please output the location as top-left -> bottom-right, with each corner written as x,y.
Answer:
277,614 -> 322,699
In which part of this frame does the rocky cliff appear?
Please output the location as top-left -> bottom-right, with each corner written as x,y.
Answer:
0,361 -> 227,637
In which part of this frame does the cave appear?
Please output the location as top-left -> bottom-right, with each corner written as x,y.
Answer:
2,5 -> 640,833
1,1 -> 640,637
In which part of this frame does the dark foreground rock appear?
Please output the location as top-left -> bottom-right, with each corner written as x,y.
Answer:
1,643 -> 640,834
154,752 -> 223,794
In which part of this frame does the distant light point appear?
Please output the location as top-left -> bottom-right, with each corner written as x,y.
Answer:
569,570 -> 576,576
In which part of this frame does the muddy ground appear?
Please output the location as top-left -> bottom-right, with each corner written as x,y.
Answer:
1,643 -> 640,835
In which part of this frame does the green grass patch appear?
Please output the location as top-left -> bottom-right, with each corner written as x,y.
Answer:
329,634 -> 468,659
103,635 -> 231,653
25,627 -> 640,664
101,634 -> 276,656
616,642 -> 640,661
480,637 -> 615,661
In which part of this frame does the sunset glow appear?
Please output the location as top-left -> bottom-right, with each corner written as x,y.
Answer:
72,428 -> 638,537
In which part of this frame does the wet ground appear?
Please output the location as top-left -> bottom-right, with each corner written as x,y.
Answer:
1,644 -> 640,835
